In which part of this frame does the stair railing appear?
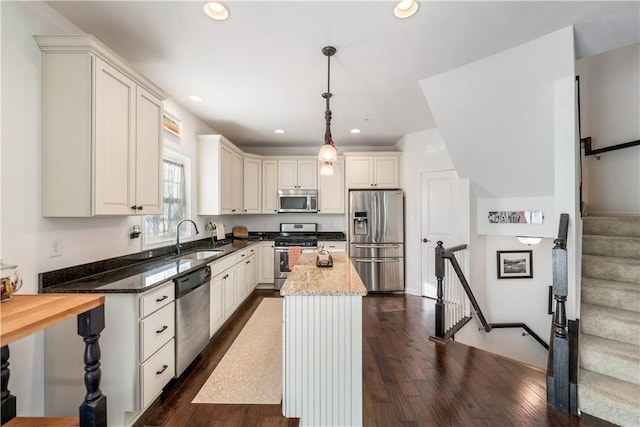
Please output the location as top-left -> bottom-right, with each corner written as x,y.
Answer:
546,213 -> 578,414
581,136 -> 640,159
431,241 -> 549,349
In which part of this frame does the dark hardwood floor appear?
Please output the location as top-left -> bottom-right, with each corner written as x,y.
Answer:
135,290 -> 614,427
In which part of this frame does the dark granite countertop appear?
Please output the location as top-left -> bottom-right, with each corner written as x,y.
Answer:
40,239 -> 260,294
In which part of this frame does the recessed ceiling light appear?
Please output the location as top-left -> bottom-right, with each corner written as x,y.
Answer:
188,95 -> 203,102
204,2 -> 229,21
350,129 -> 361,134
274,129 -> 285,134
394,0 -> 419,19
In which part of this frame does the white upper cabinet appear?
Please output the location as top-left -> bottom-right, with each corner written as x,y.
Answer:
262,160 -> 278,213
278,159 -> 317,189
197,134 -> 244,215
345,153 -> 401,189
318,159 -> 344,214
36,35 -> 166,217
243,156 -> 262,214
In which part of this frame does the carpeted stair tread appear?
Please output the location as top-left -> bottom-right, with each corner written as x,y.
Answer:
582,277 -> 640,313
580,334 -> 640,385
583,216 -> 640,238
578,369 -> 640,427
582,254 -> 640,284
581,303 -> 640,346
582,234 -> 640,259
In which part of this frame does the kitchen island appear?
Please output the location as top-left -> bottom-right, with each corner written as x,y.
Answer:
280,252 -> 367,427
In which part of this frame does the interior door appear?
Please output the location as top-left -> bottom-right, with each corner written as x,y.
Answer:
421,170 -> 458,298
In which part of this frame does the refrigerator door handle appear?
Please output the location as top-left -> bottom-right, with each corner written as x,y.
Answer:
353,258 -> 401,263
354,244 -> 400,249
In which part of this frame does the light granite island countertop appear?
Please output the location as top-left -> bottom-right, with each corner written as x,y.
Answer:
279,252 -> 367,296
280,252 -> 367,427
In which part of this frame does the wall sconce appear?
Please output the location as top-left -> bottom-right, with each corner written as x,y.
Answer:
130,225 -> 141,239
517,236 -> 542,246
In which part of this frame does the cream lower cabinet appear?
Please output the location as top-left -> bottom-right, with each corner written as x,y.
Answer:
44,281 -> 176,426
198,134 -> 244,215
36,34 -> 165,217
210,245 -> 259,338
258,242 -> 275,284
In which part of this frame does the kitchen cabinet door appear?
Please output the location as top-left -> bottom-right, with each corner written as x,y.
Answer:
243,156 -> 261,213
93,59 -> 136,215
210,270 -> 225,338
373,156 -> 400,188
245,254 -> 257,293
135,86 -> 163,214
318,159 -> 344,214
262,160 -> 278,213
278,160 -> 298,189
296,160 -> 318,189
235,258 -> 247,304
345,156 -> 374,189
258,242 -> 275,284
232,151 -> 244,213
223,269 -> 237,319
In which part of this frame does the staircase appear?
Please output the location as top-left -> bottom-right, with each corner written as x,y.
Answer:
579,216 -> 640,427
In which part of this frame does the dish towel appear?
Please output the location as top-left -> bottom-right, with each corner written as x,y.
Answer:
288,246 -> 302,271
214,223 -> 226,240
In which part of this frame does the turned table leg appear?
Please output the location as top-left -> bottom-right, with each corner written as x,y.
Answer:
77,305 -> 107,427
1,345 -> 16,424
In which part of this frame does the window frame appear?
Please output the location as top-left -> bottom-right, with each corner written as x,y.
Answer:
143,148 -> 192,248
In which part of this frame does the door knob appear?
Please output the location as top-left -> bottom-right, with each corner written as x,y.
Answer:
422,238 -> 430,243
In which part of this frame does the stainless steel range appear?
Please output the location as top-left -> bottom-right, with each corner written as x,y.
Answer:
274,223 -> 317,290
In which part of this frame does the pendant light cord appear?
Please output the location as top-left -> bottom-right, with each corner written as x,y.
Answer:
323,46 -> 335,146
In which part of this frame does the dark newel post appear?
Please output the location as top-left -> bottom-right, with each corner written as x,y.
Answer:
1,345 -> 17,424
435,241 -> 445,338
552,235 -> 569,412
78,305 -> 107,427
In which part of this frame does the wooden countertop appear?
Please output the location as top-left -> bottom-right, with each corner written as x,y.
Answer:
0,294 -> 105,345
280,252 -> 367,296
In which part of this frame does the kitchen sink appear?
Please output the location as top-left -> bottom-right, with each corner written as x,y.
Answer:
191,250 -> 224,259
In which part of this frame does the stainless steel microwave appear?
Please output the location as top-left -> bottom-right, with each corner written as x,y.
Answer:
277,189 -> 318,213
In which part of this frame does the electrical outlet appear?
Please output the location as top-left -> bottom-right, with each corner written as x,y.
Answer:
50,238 -> 62,257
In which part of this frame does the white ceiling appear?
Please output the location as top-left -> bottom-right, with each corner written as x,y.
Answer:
46,1 -> 640,150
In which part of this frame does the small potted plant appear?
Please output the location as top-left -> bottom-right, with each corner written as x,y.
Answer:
317,245 -> 331,266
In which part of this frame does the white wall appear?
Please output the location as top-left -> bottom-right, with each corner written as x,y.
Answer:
395,129 -> 455,296
576,42 -> 640,216
0,1 -> 218,415
418,27 -> 577,367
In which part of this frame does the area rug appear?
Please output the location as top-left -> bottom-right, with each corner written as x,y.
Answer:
192,297 -> 283,404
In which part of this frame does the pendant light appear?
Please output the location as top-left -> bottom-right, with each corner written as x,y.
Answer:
318,46 -> 338,172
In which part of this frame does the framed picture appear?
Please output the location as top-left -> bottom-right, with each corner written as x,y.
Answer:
162,111 -> 182,137
497,250 -> 533,279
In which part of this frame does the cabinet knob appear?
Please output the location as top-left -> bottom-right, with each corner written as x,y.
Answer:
422,238 -> 430,243
246,260 -> 250,264
130,206 -> 137,210
138,206 -> 144,210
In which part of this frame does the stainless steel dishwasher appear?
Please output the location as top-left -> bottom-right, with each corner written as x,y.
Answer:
174,265 -> 211,378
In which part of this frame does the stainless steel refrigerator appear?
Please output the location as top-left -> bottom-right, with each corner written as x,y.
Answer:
349,189 -> 405,292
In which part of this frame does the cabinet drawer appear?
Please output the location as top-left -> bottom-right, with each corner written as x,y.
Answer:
141,338 -> 175,409
140,302 -> 175,361
140,282 -> 175,318
210,254 -> 237,277
235,248 -> 249,263
319,241 -> 347,252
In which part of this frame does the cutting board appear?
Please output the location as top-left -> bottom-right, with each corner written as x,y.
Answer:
232,226 -> 249,239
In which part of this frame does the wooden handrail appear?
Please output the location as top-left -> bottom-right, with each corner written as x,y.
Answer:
582,136 -> 640,157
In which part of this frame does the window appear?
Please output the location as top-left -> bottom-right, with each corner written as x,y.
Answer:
145,151 -> 191,245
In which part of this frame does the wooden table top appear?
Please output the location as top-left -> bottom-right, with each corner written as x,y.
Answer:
0,294 -> 105,346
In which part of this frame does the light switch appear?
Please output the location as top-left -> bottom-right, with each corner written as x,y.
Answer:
50,238 -> 62,257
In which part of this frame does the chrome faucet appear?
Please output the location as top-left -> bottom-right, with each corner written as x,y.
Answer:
175,219 -> 199,254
